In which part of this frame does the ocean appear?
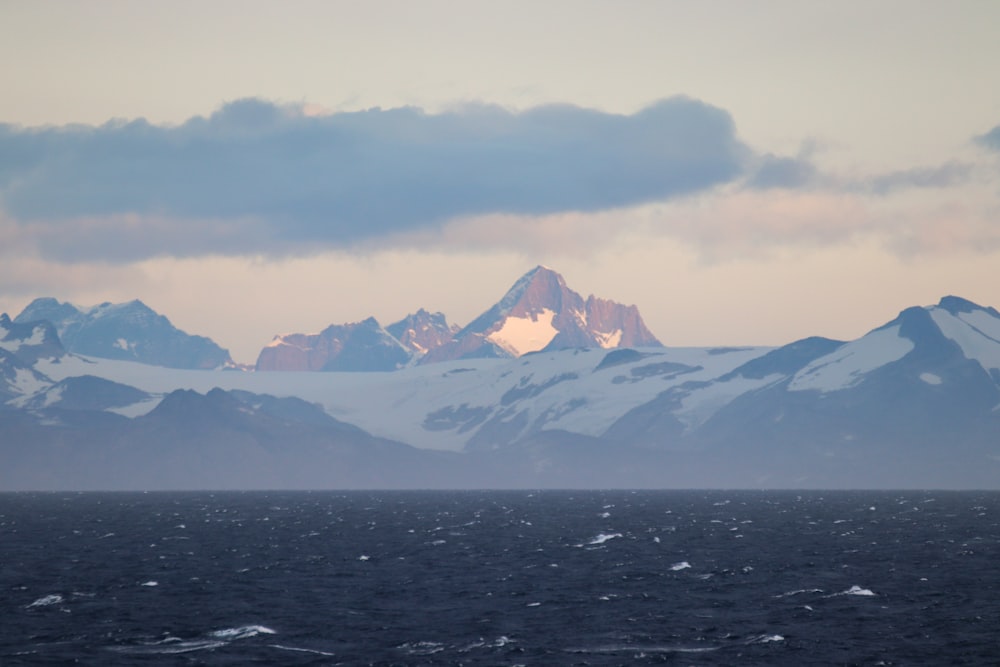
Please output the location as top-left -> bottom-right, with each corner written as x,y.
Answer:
2,490 -> 998,665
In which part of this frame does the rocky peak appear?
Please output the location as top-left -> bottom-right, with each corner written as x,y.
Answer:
386,309 -> 459,356
422,266 -> 662,363
256,317 -> 411,372
497,265 -> 579,318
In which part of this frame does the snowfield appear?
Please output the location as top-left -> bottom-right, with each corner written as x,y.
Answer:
36,345 -> 771,451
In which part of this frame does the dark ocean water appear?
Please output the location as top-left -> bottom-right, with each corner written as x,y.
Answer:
2,490 -> 999,666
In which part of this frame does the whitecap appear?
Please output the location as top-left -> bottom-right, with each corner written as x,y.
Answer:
826,585 -> 876,597
210,625 -> 276,640
670,561 -> 691,571
774,588 -> 823,598
568,644 -> 720,654
270,644 -> 336,656
399,640 -> 445,655
747,634 -> 785,644
110,637 -> 227,655
26,594 -> 63,608
140,580 -> 158,587
588,532 -> 622,545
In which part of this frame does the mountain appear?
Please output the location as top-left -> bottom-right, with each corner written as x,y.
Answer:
386,309 -> 459,357
14,298 -> 233,369
421,265 -> 662,363
3,293 -> 1000,489
254,267 -> 660,371
256,317 -> 412,372
0,387 -> 467,490
601,295 -> 1000,487
0,313 -> 62,403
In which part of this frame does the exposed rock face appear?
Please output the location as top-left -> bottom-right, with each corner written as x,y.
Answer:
1,313 -> 65,365
422,266 -> 662,363
386,309 -> 459,357
14,298 -> 233,369
256,317 -> 411,372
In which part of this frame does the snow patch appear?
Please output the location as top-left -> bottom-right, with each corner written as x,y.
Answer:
1,325 -> 48,351
594,329 -> 623,348
919,372 -> 942,385
487,309 -> 558,356
11,368 -> 50,396
108,397 -> 163,418
42,385 -> 65,407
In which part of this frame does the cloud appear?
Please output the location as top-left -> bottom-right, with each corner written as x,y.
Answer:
426,187 -> 1000,263
976,124 -> 1000,151
745,154 -> 819,190
0,97 -> 749,262
743,150 -> 972,196
860,162 -> 973,195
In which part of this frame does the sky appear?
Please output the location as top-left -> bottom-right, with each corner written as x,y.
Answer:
2,1 -> 999,364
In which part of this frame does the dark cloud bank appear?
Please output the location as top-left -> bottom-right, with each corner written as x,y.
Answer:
1,99 -> 988,263
0,97 -> 748,261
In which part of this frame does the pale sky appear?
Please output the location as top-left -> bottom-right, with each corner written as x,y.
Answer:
2,1 -> 999,363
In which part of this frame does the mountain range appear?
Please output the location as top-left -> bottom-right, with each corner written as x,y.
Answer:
2,268 -> 999,490
255,265 -> 661,370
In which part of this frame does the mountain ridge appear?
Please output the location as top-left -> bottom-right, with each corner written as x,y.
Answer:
14,297 -> 233,370
3,281 -> 1000,489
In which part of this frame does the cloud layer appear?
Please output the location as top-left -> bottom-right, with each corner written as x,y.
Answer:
0,97 -> 748,262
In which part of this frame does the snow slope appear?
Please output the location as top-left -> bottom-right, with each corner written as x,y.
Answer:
788,326 -> 914,392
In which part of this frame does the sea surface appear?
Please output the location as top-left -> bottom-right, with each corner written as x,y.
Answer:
2,490 -> 998,665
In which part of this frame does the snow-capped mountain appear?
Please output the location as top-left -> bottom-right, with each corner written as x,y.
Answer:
3,292 -> 1000,489
599,296 -> 1000,486
421,265 -> 662,363
256,317 -> 412,372
14,298 -> 233,370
